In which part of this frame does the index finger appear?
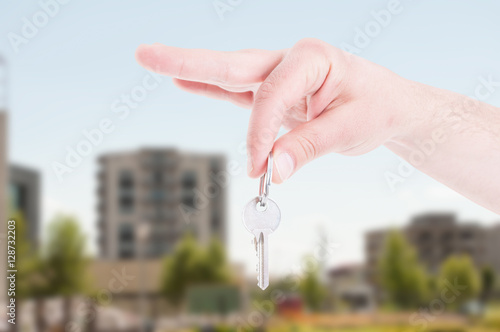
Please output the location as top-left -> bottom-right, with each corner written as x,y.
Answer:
135,44 -> 285,86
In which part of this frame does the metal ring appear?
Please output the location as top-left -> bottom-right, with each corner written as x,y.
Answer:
259,152 -> 273,206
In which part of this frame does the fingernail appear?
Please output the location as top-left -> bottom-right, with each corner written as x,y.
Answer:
247,155 -> 253,175
276,153 -> 294,181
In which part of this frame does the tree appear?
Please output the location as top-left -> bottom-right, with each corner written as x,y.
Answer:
7,210 -> 41,298
42,214 -> 90,296
160,235 -> 232,306
7,210 -> 43,332
299,255 -> 326,312
480,265 -> 496,303
41,214 -> 91,331
439,255 -> 481,308
378,231 -> 430,309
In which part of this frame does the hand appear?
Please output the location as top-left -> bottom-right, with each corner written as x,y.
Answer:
136,39 -> 500,214
135,38 -> 413,183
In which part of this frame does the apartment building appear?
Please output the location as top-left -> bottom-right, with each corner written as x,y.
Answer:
9,164 -> 41,248
366,213 -> 500,287
97,148 -> 227,260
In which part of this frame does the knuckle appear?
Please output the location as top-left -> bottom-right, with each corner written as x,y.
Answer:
294,38 -> 331,55
296,133 -> 319,161
257,81 -> 276,101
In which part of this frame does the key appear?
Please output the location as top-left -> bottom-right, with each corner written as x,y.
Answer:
243,196 -> 281,290
242,151 -> 281,290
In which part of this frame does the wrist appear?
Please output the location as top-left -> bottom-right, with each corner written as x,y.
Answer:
384,80 -> 449,153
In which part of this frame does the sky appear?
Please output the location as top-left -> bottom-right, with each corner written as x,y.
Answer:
0,0 -> 499,276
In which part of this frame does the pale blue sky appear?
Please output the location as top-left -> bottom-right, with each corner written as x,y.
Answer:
1,0 -> 499,275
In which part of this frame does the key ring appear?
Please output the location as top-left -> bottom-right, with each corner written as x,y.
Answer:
259,152 -> 273,207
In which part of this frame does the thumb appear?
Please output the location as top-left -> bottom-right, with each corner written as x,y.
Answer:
272,110 -> 340,184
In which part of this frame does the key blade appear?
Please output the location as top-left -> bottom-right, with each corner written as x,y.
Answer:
242,197 -> 281,291
257,232 -> 269,290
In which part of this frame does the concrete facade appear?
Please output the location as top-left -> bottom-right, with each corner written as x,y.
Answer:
97,148 -> 227,260
9,164 -> 41,248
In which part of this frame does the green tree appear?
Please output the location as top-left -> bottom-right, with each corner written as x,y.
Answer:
7,210 -> 44,332
160,235 -> 232,306
40,215 -> 91,331
42,214 -> 90,296
378,231 -> 430,309
7,210 -> 41,298
299,255 -> 326,312
439,255 -> 481,308
480,265 -> 496,302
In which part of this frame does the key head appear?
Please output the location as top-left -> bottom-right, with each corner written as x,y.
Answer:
242,197 -> 281,233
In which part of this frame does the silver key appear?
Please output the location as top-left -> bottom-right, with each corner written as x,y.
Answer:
242,152 -> 281,290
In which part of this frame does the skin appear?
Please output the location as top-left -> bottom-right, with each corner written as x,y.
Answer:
135,38 -> 500,214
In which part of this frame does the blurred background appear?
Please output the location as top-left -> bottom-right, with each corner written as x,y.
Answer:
1,1 -> 500,331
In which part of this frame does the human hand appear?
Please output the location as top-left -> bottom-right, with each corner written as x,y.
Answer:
135,38 -> 415,183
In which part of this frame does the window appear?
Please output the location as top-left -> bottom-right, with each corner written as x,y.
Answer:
119,196 -> 134,213
118,170 -> 134,213
9,183 -> 27,212
118,223 -> 135,259
119,171 -> 134,189
182,190 -> 196,208
182,170 -> 197,188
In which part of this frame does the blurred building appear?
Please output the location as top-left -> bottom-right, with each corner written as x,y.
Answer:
328,264 -> 374,312
486,224 -> 500,275
90,259 -> 246,323
9,164 -> 41,248
97,148 -> 227,259
366,213 -> 500,287
91,259 -> 166,317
